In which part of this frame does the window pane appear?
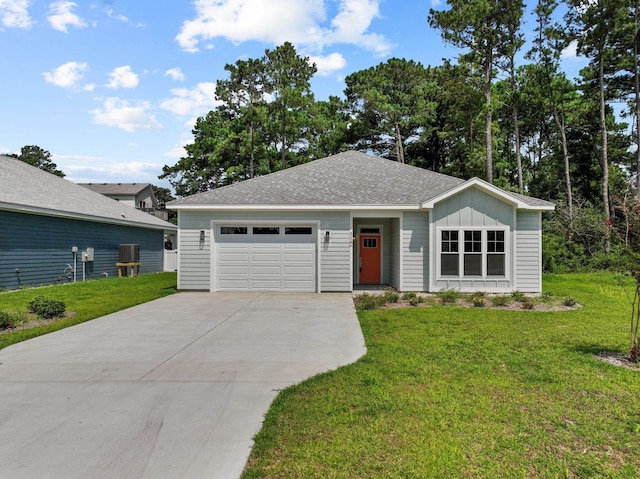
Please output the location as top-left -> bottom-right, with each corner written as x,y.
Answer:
441,254 -> 459,275
487,254 -> 505,276
221,226 -> 247,235
285,227 -> 312,235
464,254 -> 482,275
441,230 -> 459,253
487,230 -> 505,253
363,238 -> 377,248
360,227 -> 380,234
464,231 -> 481,252
253,227 -> 280,235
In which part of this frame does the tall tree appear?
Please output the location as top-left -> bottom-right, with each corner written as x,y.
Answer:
566,0 -> 628,251
429,0 -> 524,183
215,58 -> 268,179
263,42 -> 317,170
7,145 -> 65,177
344,58 -> 434,163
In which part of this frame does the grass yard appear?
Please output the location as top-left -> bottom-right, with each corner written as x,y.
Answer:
0,272 -> 177,350
243,273 -> 640,478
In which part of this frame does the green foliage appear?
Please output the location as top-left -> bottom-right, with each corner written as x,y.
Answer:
491,295 -> 510,307
0,311 -> 15,330
28,296 -> 66,319
7,145 -> 65,177
563,297 -> 576,307
402,291 -> 417,301
470,292 -> 486,308
511,290 -> 526,302
437,288 -> 460,304
381,290 -> 400,304
520,300 -> 535,310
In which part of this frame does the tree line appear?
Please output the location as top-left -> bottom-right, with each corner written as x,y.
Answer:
153,0 -> 636,272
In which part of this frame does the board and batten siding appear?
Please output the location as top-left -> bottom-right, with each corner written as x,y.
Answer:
431,187 -> 514,292
402,211 -> 429,291
177,210 -> 351,292
515,211 -> 542,292
0,210 -> 165,290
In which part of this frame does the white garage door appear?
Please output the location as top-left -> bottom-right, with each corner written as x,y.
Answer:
214,225 -> 317,292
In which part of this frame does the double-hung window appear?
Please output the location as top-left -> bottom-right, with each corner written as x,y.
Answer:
440,229 -> 506,278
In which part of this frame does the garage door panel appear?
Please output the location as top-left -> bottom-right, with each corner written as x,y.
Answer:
215,225 -> 316,292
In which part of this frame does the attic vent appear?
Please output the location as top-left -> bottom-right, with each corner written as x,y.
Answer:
119,244 -> 140,263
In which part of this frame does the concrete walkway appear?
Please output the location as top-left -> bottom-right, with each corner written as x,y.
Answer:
0,292 -> 366,479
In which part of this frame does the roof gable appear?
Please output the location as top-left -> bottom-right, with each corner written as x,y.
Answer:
0,156 -> 175,230
421,177 -> 555,211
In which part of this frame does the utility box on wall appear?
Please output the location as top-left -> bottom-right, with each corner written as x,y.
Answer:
82,247 -> 94,262
119,244 -> 140,263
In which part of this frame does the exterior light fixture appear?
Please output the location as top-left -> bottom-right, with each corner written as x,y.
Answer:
200,229 -> 205,241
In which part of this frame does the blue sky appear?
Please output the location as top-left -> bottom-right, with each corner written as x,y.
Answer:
0,0 -> 584,190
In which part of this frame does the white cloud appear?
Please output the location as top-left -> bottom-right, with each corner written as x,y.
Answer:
105,8 -> 128,22
0,0 -> 32,28
43,61 -> 88,88
175,0 -> 390,56
308,52 -> 346,76
160,82 -> 218,117
48,1 -> 87,32
106,65 -> 139,89
90,97 -> 162,132
561,40 -> 579,60
165,67 -> 186,81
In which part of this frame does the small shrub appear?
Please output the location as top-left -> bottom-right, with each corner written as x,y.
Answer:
381,290 -> 400,304
563,297 -> 576,307
355,293 -> 379,311
437,288 -> 461,305
28,295 -> 66,319
408,295 -> 425,307
541,291 -> 554,301
0,311 -> 15,330
472,297 -> 485,307
491,295 -> 509,307
402,291 -> 417,301
521,301 -> 535,310
511,290 -> 526,302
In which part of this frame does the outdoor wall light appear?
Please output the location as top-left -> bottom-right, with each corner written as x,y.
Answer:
200,229 -> 205,241
325,230 -> 330,239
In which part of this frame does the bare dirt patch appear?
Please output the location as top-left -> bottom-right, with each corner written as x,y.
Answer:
595,351 -> 640,371
0,311 -> 76,335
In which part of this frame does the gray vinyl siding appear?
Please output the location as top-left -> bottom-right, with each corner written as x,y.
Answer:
433,188 -> 513,292
0,210 -> 165,290
389,218 -> 400,289
402,211 -> 429,291
515,211 -> 542,292
178,210 -> 351,292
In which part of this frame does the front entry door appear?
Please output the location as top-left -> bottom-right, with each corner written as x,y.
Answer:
359,235 -> 381,284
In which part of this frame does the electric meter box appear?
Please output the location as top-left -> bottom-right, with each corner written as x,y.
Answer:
82,248 -> 94,262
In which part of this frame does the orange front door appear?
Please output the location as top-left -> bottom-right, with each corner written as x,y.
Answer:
359,235 -> 381,284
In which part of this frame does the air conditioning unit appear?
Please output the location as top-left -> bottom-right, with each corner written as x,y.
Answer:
119,244 -> 140,263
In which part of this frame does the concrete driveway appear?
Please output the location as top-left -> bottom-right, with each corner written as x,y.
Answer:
0,292 -> 366,479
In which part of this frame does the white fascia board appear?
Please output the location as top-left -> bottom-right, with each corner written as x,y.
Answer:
168,204 -> 421,212
0,202 -> 176,231
420,178 -> 552,211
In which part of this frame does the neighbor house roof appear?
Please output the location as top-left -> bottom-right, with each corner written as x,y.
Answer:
0,156 -> 175,230
79,183 -> 153,196
168,151 -> 554,211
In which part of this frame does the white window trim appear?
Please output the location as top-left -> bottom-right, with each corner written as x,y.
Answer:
435,227 -> 510,281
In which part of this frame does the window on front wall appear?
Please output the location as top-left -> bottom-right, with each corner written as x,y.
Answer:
440,229 -> 506,278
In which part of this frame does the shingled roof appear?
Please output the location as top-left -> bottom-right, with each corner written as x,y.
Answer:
0,156 -> 175,230
168,151 -> 554,210
79,183 -> 152,196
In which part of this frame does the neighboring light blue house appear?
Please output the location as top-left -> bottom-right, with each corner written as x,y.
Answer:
168,151 -> 554,293
0,155 -> 176,290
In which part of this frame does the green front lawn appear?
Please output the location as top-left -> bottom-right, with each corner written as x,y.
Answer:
0,272 -> 177,350
243,273 -> 640,478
